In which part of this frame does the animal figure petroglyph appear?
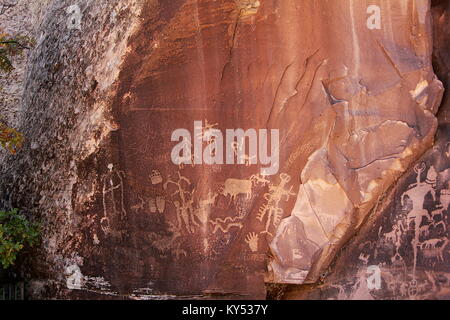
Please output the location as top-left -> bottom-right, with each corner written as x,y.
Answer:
431,208 -> 444,221
420,238 -> 449,262
432,220 -> 447,233
419,224 -> 430,238
421,238 -> 442,249
384,229 -> 397,243
221,179 -> 252,202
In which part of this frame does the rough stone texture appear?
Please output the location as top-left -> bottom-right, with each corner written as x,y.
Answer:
266,0 -> 443,285
279,0 -> 450,300
0,0 -> 144,298
0,0 -> 52,163
0,0 -> 447,300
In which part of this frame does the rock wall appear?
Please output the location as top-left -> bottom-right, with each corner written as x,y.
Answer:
0,0 -> 447,300
279,0 -> 450,300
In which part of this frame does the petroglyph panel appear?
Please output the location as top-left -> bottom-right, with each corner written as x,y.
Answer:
0,0 -> 448,300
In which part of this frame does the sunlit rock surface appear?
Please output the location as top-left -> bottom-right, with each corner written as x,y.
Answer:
0,0 -> 447,300
279,0 -> 450,300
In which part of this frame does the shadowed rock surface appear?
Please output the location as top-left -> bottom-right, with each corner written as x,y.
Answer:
0,0 -> 448,300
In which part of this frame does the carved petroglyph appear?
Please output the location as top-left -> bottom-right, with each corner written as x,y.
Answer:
318,157 -> 450,299
150,170 -> 163,185
156,196 -> 166,213
101,164 -> 127,234
399,164 -> 441,278
250,174 -> 271,187
359,253 -> 370,265
370,163 -> 448,296
401,164 -> 434,226
221,178 -> 253,202
131,195 -> 166,214
149,198 -> 157,213
209,216 -> 244,234
420,238 -> 449,262
256,173 -> 295,235
164,172 -> 197,234
245,232 -> 259,252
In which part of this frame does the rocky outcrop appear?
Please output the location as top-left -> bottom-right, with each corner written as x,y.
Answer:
278,0 -> 450,300
266,0 -> 443,285
0,0 -> 447,300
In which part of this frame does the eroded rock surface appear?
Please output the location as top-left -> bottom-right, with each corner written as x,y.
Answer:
0,0 -> 447,300
279,0 -> 450,300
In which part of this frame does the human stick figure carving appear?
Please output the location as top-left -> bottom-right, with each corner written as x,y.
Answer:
164,172 -> 197,234
398,163 -> 449,281
257,173 -> 296,235
101,164 -> 127,234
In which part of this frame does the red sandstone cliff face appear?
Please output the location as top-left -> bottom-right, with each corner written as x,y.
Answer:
0,0 -> 448,300
279,0 -> 450,300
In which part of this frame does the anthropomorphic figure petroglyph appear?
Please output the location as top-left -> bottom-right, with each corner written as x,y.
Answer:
101,164 -> 127,234
257,173 -> 296,235
401,163 -> 437,280
401,164 -> 435,227
164,172 -> 197,234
